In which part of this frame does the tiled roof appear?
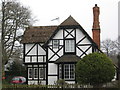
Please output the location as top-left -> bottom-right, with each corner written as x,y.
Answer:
21,16 -> 96,45
55,55 -> 80,63
60,15 -> 80,26
21,16 -> 80,44
21,26 -> 57,43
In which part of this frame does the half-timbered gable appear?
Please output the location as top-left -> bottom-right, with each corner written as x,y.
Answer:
21,4 -> 102,85
21,26 -> 58,84
44,16 -> 101,84
46,16 -> 99,62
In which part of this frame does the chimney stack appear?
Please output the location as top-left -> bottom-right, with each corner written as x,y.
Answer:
92,4 -> 100,49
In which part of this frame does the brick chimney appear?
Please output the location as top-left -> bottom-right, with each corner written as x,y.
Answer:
92,4 -> 100,49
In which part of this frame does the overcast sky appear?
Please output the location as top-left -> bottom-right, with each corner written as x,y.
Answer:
19,0 -> 119,41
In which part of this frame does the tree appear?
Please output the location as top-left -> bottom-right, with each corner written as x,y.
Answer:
114,37 -> 120,53
1,0 -> 34,65
101,39 -> 116,56
5,61 -> 26,83
76,52 -> 115,87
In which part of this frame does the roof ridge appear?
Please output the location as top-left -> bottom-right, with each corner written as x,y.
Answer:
60,15 -> 80,26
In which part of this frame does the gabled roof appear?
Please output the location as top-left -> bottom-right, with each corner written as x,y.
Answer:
21,16 -> 98,49
44,16 -> 98,48
21,26 -> 57,43
60,15 -> 79,26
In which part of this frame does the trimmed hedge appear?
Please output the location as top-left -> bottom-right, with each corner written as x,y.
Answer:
76,52 -> 115,86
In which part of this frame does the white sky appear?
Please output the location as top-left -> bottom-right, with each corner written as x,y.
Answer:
19,0 -> 119,41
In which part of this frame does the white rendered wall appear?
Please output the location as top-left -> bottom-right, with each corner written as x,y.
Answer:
65,81 -> 75,84
48,29 -> 64,61
64,29 -> 75,39
48,76 -> 57,85
76,29 -> 92,57
25,43 -> 46,63
48,63 -> 57,75
28,81 -> 38,85
38,45 -> 46,55
25,44 -> 46,55
53,29 -> 63,39
25,44 -> 37,55
28,81 -> 46,85
76,29 -> 91,44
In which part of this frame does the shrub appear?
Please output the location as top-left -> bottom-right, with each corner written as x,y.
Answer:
76,52 -> 115,87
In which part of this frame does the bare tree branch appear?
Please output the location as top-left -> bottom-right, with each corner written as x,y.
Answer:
101,39 -> 116,56
1,0 -> 35,64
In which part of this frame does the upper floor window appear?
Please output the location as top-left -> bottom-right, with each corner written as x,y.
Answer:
53,40 -> 59,48
65,40 -> 75,53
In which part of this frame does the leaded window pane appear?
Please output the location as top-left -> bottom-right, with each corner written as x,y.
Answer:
39,68 -> 45,79
34,68 -> 38,79
28,68 -> 32,79
59,64 -> 62,79
65,40 -> 75,52
64,64 -> 75,80
53,40 -> 59,48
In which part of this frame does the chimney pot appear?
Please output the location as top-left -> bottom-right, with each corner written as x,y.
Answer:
95,4 -> 97,7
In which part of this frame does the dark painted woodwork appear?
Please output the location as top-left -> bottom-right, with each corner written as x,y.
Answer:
25,44 -> 36,56
48,46 -> 63,61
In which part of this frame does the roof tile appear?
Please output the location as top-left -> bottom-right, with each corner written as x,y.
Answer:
60,15 -> 79,26
21,26 -> 57,43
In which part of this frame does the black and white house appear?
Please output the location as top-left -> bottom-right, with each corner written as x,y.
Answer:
21,4 -> 101,85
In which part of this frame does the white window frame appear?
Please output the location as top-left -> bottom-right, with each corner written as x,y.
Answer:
65,40 -> 75,52
28,68 -> 33,79
64,64 -> 75,80
53,40 -> 59,48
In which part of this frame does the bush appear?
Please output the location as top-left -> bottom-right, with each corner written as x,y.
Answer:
76,52 -> 115,87
55,79 -> 67,85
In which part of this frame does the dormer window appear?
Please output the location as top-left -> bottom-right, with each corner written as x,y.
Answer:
65,39 -> 75,53
53,40 -> 59,48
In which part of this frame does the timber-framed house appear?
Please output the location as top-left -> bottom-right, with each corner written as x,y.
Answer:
21,4 -> 101,85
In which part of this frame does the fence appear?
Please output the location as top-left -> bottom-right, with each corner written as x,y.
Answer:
2,84 -> 119,90
2,88 -> 119,90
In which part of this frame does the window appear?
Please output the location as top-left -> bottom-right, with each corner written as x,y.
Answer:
53,40 -> 59,48
59,64 -> 75,80
34,68 -> 38,79
39,68 -> 45,79
59,64 -> 62,79
28,68 -> 32,79
65,40 -> 75,53
64,64 -> 75,80
28,67 -> 46,80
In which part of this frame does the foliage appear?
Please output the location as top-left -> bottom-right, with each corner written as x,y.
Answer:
4,61 -> 26,83
55,79 -> 67,85
76,52 -> 115,87
2,84 -> 120,89
1,0 -> 35,65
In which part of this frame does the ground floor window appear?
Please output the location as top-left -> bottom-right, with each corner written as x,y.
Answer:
39,68 -> 46,79
59,64 -> 75,80
28,65 -> 46,80
59,64 -> 62,79
28,68 -> 32,79
34,68 -> 38,79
